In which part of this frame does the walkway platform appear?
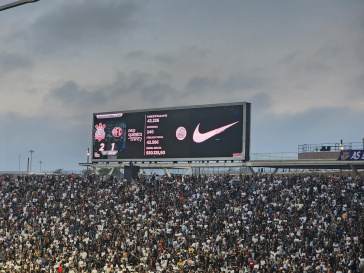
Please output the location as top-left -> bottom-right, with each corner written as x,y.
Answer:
80,159 -> 364,178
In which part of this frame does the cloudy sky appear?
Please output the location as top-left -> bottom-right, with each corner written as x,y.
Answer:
0,0 -> 363,172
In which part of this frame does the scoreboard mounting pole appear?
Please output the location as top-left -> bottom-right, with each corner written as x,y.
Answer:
0,0 -> 39,11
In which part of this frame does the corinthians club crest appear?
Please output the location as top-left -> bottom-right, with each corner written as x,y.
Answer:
95,123 -> 106,141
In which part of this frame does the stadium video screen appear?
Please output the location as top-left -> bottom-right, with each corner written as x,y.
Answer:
92,102 -> 250,162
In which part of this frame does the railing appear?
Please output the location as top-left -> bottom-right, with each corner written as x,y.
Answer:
298,142 -> 363,153
250,152 -> 298,160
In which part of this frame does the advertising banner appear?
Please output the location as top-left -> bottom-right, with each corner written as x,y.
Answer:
92,102 -> 251,162
337,150 -> 364,161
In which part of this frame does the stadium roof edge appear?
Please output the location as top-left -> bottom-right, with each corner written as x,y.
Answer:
79,159 -> 364,170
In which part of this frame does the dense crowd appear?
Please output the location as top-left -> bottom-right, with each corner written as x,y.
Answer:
0,171 -> 363,272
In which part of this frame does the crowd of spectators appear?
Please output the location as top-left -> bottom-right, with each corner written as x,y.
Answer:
0,170 -> 363,272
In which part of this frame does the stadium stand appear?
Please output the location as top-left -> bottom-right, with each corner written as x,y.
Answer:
0,172 -> 363,272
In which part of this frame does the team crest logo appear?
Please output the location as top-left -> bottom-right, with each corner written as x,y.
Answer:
95,123 -> 106,141
112,127 -> 123,138
176,126 -> 187,141
339,151 -> 350,160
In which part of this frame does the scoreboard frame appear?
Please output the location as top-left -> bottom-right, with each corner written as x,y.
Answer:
91,102 -> 251,163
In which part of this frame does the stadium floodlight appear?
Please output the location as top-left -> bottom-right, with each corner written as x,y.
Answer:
0,0 -> 39,12
29,149 -> 35,172
87,148 -> 90,175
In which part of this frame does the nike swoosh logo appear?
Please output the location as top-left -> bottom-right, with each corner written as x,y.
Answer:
192,121 -> 239,143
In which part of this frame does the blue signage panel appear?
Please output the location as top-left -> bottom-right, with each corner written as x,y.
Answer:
337,150 -> 364,161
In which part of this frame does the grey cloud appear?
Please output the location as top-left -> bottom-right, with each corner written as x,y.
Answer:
140,83 -> 175,103
110,72 -> 177,105
186,76 -> 218,92
248,93 -> 272,113
0,112 -> 90,172
314,42 -> 343,62
279,50 -> 300,65
126,51 -> 175,66
180,46 -> 207,59
251,106 -> 364,153
278,50 -> 326,75
45,71 -> 178,113
110,72 -> 151,96
356,74 -> 364,92
0,53 -> 32,74
45,81 -> 108,107
126,47 -> 206,67
185,73 -> 265,97
126,50 -> 147,59
354,28 -> 364,63
284,107 -> 346,131
154,55 -> 175,65
278,38 -> 359,78
349,73 -> 364,98
155,71 -> 172,82
222,74 -> 266,91
29,0 -> 140,53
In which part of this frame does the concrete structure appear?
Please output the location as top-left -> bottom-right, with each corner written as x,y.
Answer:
298,152 -> 340,160
79,158 -> 364,179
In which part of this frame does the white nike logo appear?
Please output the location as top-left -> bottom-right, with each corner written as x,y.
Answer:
192,121 -> 239,143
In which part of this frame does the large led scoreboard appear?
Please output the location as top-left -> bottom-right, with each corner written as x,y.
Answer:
92,102 -> 251,162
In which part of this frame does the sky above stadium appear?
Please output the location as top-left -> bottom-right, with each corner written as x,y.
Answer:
0,0 -> 363,172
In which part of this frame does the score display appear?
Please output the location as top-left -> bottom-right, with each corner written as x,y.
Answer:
92,102 -> 251,162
